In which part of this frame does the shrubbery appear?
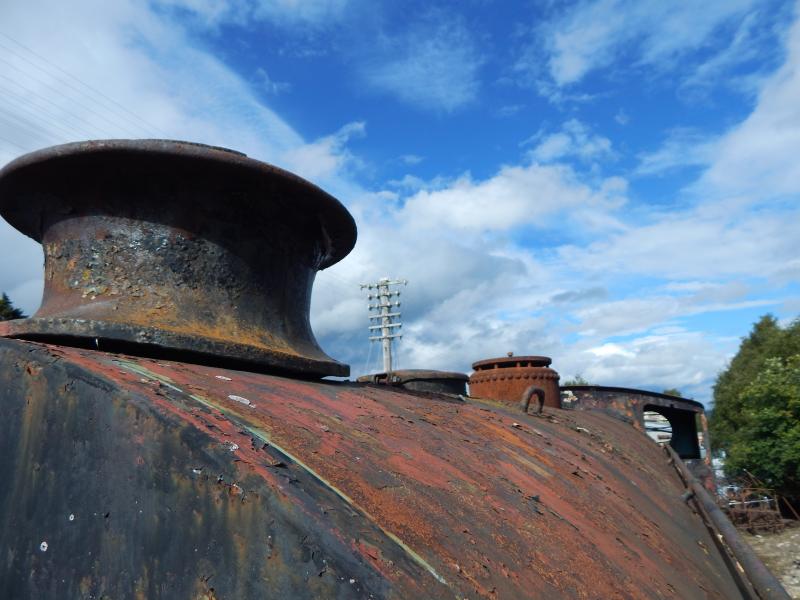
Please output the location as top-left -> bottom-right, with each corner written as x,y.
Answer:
710,315 -> 800,499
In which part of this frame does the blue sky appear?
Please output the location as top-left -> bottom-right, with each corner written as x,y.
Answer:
1,0 -> 799,404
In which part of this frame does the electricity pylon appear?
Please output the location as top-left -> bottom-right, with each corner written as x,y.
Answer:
360,277 -> 407,373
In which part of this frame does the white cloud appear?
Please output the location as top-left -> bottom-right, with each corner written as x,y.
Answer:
387,174 -> 426,191
331,7 -> 799,400
614,109 -> 629,125
254,67 -> 291,94
528,119 -> 614,163
317,5 -> 799,405
567,331 -> 735,398
398,161 -> 625,234
697,9 -> 800,199
0,1 -> 306,161
496,104 -> 524,118
520,0 -> 758,89
155,0 -> 352,28
361,13 -> 483,111
1,0 -> 796,413
399,154 -> 423,165
0,223 -> 41,315
636,128 -> 717,175
679,10 -> 771,98
573,294 -> 775,339
282,121 -> 365,180
586,343 -> 634,358
252,0 -> 351,26
0,0 -> 363,315
557,209 -> 799,281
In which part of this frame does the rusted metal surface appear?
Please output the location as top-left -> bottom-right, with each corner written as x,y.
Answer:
0,140 -> 355,378
1,338 -> 751,599
469,355 -> 561,408
356,369 -> 468,395
724,485 -> 785,534
519,385 -> 546,414
562,385 -> 716,491
667,447 -> 791,600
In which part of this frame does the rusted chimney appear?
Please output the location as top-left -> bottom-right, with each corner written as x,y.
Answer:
0,140 -> 356,378
469,354 -> 561,408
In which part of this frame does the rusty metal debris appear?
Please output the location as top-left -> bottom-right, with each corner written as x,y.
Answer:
720,469 -> 798,536
0,140 -> 356,377
723,485 -> 786,534
469,354 -> 561,408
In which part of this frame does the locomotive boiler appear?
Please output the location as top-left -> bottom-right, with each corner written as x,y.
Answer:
0,140 -> 788,599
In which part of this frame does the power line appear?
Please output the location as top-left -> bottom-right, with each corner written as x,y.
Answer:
0,85 -> 92,141
0,53 -> 144,138
0,109 -> 60,147
360,278 -> 407,374
362,336 -> 374,376
0,133 -> 29,153
0,73 -> 118,138
0,31 -> 166,137
318,268 -> 364,294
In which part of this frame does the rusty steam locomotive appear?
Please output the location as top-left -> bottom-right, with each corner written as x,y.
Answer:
0,140 -> 788,599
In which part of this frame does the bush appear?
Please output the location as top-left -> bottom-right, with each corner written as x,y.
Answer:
710,314 -> 800,499
724,356 -> 800,497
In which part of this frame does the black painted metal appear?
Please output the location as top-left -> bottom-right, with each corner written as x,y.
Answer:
357,369 -> 468,395
0,140 -> 356,378
0,339 -> 437,599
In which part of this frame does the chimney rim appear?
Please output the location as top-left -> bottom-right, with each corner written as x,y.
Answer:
472,355 -> 553,370
0,139 -> 356,270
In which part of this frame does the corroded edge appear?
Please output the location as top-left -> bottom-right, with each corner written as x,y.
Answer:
0,318 -> 349,378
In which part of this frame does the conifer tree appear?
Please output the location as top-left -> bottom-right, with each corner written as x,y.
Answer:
0,293 -> 25,321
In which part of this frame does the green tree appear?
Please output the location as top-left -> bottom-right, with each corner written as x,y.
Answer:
724,355 -> 800,498
710,315 -> 800,451
662,388 -> 683,397
563,374 -> 591,386
0,293 -> 25,321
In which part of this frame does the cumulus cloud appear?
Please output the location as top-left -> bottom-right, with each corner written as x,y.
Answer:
1,0 -> 797,411
282,121 -> 366,180
317,12 -> 800,402
397,161 -> 625,234
569,330 -> 736,397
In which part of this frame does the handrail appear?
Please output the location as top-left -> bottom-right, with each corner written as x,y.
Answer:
665,446 -> 790,600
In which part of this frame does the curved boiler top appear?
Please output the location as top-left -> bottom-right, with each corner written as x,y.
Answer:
0,338 -> 746,600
